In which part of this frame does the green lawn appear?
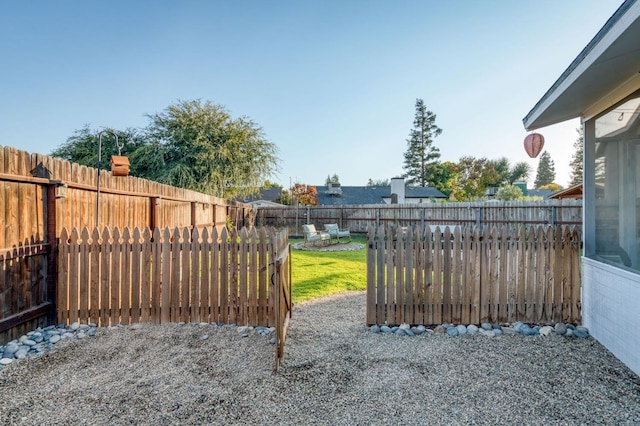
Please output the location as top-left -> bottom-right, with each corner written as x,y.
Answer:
290,235 -> 367,304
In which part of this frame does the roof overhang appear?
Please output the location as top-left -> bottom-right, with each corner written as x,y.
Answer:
523,0 -> 640,130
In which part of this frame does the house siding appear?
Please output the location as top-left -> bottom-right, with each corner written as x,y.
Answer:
582,257 -> 640,376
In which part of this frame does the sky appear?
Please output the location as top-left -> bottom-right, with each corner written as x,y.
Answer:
0,0 -> 624,189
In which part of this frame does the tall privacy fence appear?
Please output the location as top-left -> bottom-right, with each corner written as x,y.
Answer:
366,224 -> 582,326
0,144 -> 250,343
256,200 -> 582,235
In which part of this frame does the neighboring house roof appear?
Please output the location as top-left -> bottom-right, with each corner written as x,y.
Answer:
523,0 -> 640,130
315,185 -> 447,206
527,189 -> 555,199
549,183 -> 583,200
235,188 -> 282,204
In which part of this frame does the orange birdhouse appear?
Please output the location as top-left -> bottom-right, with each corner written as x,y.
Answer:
110,155 -> 130,176
524,133 -> 545,158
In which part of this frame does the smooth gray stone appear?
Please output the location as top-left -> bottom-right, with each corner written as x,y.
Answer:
434,325 -> 446,334
15,349 -> 28,359
49,335 -> 61,344
574,329 -> 589,339
446,327 -> 459,337
404,329 -> 415,337
380,325 -> 392,334
566,328 -> 574,337
481,322 -> 493,330
554,323 -> 567,335
566,323 -> 576,330
76,332 -> 86,339
70,322 -> 80,331
493,328 -> 503,336
576,326 -> 589,334
480,329 -> 496,337
0,358 -> 13,365
416,325 -> 426,333
456,325 -> 467,335
467,324 -> 479,334
502,327 -> 517,335
370,325 -> 380,333
23,339 -> 36,347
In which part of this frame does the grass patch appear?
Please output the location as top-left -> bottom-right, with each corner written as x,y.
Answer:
290,235 -> 367,304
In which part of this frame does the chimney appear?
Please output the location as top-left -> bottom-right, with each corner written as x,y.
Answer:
390,177 -> 405,204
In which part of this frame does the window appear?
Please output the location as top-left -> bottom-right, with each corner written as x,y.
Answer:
587,91 -> 640,271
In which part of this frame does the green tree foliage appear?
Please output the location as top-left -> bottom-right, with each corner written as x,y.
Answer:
145,100 -> 279,198
275,189 -> 292,205
325,174 -> 340,185
367,178 -> 390,187
485,157 -> 531,186
403,98 -> 442,187
290,183 -> 318,206
451,156 -> 499,201
569,128 -> 583,186
534,151 -> 556,188
52,100 -> 280,200
538,183 -> 564,192
428,161 -> 458,198
495,184 -> 523,201
50,125 -> 150,175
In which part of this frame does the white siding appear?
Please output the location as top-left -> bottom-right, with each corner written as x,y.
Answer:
582,257 -> 640,376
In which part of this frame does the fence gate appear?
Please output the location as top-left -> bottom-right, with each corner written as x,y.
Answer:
366,224 -> 582,326
273,228 -> 292,372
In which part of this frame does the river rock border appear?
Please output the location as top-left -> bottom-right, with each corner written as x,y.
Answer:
0,322 -> 276,369
370,321 -> 590,338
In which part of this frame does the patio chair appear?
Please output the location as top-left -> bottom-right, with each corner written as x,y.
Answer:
324,223 -> 351,243
302,224 -> 331,246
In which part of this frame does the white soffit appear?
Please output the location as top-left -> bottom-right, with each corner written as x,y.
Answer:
523,0 -> 640,131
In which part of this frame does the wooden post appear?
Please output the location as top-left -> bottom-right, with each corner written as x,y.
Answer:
149,197 -> 159,230
190,201 -> 197,229
46,184 -> 58,324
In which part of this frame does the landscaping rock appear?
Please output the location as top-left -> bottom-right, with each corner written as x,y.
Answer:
539,326 -> 554,336
554,323 -> 567,335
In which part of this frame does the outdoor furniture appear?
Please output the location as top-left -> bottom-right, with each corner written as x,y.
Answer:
324,223 -> 351,243
302,224 -> 331,246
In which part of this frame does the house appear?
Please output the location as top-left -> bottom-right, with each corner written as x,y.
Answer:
235,187 -> 283,209
548,183 -> 583,200
316,177 -> 447,205
523,0 -> 640,376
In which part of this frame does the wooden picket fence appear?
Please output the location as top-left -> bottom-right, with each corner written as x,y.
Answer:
57,226 -> 289,328
366,224 -> 582,326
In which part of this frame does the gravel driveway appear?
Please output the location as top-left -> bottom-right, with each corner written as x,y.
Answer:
1,291 -> 639,425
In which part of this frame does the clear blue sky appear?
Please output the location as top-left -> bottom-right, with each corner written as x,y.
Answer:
0,0 -> 623,188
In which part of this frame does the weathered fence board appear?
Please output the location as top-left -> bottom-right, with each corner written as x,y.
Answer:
258,201 -> 582,235
367,224 -> 582,326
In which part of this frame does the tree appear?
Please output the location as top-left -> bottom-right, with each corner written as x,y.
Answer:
50,125 -> 152,176
275,189 -> 292,205
290,183 -> 318,206
485,157 -> 531,186
428,161 -> 458,198
538,183 -> 564,192
569,128 -> 584,186
367,178 -> 390,187
534,151 -> 556,188
450,156 -> 499,201
495,184 -> 523,201
325,174 -> 340,185
145,99 -> 280,198
403,99 -> 442,187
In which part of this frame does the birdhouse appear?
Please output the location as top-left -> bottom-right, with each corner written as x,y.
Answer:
524,133 -> 545,158
110,155 -> 130,176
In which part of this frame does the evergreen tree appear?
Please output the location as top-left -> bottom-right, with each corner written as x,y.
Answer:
569,128 -> 584,186
534,151 -> 556,188
403,99 -> 442,186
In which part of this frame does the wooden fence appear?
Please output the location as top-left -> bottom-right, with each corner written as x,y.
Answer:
366,224 -> 582,326
57,226 -> 288,327
272,229 -> 292,371
0,144 -> 250,343
257,200 -> 582,235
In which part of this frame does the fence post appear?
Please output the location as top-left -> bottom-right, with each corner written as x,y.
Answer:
550,206 -> 556,226
376,208 -> 380,228
150,197 -> 159,230
190,202 -> 197,229
475,207 -> 482,230
46,183 -> 58,324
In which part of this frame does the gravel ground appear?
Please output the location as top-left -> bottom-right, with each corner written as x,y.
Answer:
1,291 -> 640,425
